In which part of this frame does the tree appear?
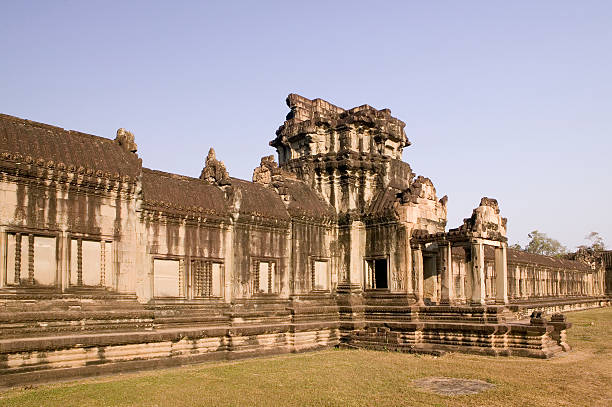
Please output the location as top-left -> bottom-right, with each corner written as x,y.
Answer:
509,243 -> 522,251
525,230 -> 567,257
582,231 -> 606,251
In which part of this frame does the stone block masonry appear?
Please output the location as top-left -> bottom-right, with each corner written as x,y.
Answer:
0,97 -> 609,386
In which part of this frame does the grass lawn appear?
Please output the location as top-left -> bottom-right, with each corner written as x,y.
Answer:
0,307 -> 610,407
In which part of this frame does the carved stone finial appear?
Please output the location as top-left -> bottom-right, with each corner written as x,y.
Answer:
200,148 -> 231,186
458,197 -> 507,240
115,128 -> 137,153
252,155 -> 280,186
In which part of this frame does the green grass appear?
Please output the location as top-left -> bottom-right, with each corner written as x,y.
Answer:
1,307 -> 611,407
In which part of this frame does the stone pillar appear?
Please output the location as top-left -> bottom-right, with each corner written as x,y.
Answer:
59,231 -> 70,291
459,262 -> 466,302
349,221 -> 364,290
521,268 -> 528,299
184,255 -> 192,300
514,265 -> 520,298
112,240 -> 119,292
470,240 -> 486,305
495,244 -> 508,304
404,235 -> 413,295
283,224 -> 292,297
223,223 -> 235,303
413,246 -> 424,305
28,234 -> 34,285
439,242 -> 454,304
76,238 -> 83,286
14,233 -> 22,285
0,227 -> 6,288
431,254 -> 439,302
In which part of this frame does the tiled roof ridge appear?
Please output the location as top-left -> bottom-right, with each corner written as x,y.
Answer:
143,167 -> 205,183
0,113 -> 113,144
0,112 -> 141,181
505,247 -> 592,271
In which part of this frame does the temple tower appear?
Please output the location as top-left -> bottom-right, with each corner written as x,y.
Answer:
270,94 -> 412,216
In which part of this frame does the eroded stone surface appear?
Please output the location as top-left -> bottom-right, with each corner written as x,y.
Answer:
0,95 -> 608,385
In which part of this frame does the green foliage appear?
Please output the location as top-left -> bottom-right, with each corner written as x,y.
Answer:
525,230 -> 567,257
582,231 -> 606,251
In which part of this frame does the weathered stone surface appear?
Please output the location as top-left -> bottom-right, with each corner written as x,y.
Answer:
0,95 -> 609,385
199,148 -> 231,186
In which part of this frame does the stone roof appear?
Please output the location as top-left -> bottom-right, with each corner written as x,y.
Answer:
450,246 -> 592,271
367,187 -> 400,217
505,248 -> 592,271
230,178 -> 290,221
0,113 -> 141,179
283,179 -> 335,221
141,169 -> 229,217
141,170 -> 292,221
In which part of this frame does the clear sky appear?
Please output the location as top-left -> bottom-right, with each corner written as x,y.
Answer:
2,1 -> 610,250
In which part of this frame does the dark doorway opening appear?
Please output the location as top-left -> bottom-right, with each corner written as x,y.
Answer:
374,258 -> 388,289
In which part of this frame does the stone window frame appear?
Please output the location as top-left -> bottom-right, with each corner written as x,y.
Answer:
4,229 -> 59,287
252,257 -> 279,295
190,257 -> 225,299
363,255 -> 390,291
310,256 -> 331,293
151,255 -> 186,299
68,235 -> 113,288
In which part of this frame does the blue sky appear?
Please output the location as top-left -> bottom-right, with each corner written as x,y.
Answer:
2,1 -> 611,249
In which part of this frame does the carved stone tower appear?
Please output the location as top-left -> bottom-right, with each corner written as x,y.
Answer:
270,94 -> 412,215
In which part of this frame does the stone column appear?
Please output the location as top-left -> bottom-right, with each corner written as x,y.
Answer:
28,234 -> 34,285
283,224 -> 292,297
76,238 -> 83,286
14,233 -> 22,285
521,268 -> 528,299
439,242 -> 454,304
514,266 -> 520,298
470,240 -> 486,305
223,223 -> 235,303
404,235 -> 413,295
459,262 -> 466,302
349,221 -> 365,290
431,254 -> 439,302
112,240 -> 119,292
0,227 -> 6,288
494,243 -> 508,304
413,246 -> 424,305
59,231 -> 70,291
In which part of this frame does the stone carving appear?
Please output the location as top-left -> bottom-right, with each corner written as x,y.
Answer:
566,247 -> 604,269
200,148 -> 231,186
400,176 -> 443,204
455,197 -> 508,240
252,155 -> 280,186
115,128 -> 138,153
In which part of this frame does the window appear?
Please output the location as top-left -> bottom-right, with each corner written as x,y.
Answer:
6,233 -> 56,286
365,257 -> 388,289
192,259 -> 224,298
154,259 -> 181,297
254,259 -> 277,294
70,239 -> 113,287
312,260 -> 329,291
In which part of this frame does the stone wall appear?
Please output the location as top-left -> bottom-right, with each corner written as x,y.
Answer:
0,97 -> 609,386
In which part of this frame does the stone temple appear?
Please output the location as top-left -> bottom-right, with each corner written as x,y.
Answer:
0,94 -> 609,385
